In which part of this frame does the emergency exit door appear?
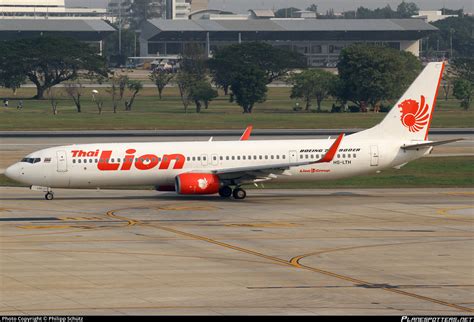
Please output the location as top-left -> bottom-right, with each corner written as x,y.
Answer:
370,145 -> 379,166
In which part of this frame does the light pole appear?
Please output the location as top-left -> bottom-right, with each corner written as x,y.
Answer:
449,28 -> 454,59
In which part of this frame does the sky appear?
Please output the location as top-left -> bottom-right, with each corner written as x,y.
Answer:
65,0 -> 473,13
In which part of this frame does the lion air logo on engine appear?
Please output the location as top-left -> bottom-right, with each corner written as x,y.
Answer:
198,178 -> 209,190
398,95 -> 430,132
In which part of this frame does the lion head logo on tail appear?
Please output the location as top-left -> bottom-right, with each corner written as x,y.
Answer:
398,95 -> 430,133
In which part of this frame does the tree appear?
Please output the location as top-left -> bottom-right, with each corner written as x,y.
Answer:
396,1 -> 419,18
453,79 -> 472,109
181,43 -> 207,75
125,80 -> 143,111
64,81 -> 83,113
46,88 -> 58,115
209,42 -> 305,93
230,65 -> 267,114
189,81 -> 218,113
0,73 -> 25,96
306,4 -> 318,13
176,71 -> 194,113
118,75 -> 129,100
427,16 -> 474,59
130,0 -> 161,29
0,37 -> 107,99
336,44 -> 422,110
104,26 -> 137,66
451,58 -> 473,110
108,73 -> 122,113
92,90 -> 104,115
149,69 -> 174,99
289,69 -> 337,112
452,57 -> 474,83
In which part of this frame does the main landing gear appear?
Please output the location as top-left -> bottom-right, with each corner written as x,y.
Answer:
45,191 -> 54,200
219,186 -> 246,200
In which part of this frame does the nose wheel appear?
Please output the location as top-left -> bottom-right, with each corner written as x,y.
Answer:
45,192 -> 54,200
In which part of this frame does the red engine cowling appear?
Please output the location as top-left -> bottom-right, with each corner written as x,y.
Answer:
175,173 -> 221,195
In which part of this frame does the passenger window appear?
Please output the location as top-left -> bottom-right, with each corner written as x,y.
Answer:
226,156 -> 229,160
265,155 -> 268,159
95,159 -> 98,163
78,159 -> 81,163
271,155 -> 274,159
237,156 -> 241,160
337,154 -> 340,158
259,156 -> 262,160
73,159 -> 76,164
242,156 -> 246,160
342,154 -> 346,158
353,154 -> 357,158
231,156 -> 235,160
192,157 -> 196,161
276,155 -> 280,159
219,156 -> 223,161
197,157 -> 201,161
282,155 -> 286,159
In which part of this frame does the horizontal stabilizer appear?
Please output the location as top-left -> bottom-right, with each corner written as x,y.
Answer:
401,138 -> 464,150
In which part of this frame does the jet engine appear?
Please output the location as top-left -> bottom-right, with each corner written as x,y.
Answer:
175,173 -> 221,195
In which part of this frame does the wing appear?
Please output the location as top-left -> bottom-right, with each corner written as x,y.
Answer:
209,133 -> 344,184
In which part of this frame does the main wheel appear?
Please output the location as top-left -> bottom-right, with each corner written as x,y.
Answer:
218,186 -> 232,198
232,188 -> 246,200
45,192 -> 54,200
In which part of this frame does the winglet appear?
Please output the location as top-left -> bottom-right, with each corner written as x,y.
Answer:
239,125 -> 253,141
316,133 -> 344,163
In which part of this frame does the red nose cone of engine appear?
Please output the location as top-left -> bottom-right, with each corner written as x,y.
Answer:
175,173 -> 221,195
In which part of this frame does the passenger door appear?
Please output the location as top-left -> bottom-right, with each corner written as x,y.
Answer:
370,145 -> 379,166
56,150 -> 68,172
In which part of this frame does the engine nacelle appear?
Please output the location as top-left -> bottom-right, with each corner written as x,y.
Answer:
175,173 -> 221,195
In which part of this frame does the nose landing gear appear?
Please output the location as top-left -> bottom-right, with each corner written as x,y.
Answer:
30,186 -> 54,200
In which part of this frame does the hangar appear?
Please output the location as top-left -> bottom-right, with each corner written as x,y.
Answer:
139,18 -> 438,66
0,19 -> 116,54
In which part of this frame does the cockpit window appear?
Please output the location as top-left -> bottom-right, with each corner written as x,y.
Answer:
21,157 -> 41,164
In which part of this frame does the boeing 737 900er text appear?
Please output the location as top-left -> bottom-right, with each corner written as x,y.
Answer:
5,62 -> 463,200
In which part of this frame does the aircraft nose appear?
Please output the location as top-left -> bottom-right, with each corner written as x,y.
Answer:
5,163 -> 20,181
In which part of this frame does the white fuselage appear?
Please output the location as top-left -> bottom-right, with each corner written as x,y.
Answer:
5,134 -> 428,189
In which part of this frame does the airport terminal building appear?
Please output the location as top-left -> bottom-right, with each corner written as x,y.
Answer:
0,19 -> 116,54
139,19 -> 438,67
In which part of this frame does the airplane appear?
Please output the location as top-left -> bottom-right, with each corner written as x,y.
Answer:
4,62 -> 463,200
